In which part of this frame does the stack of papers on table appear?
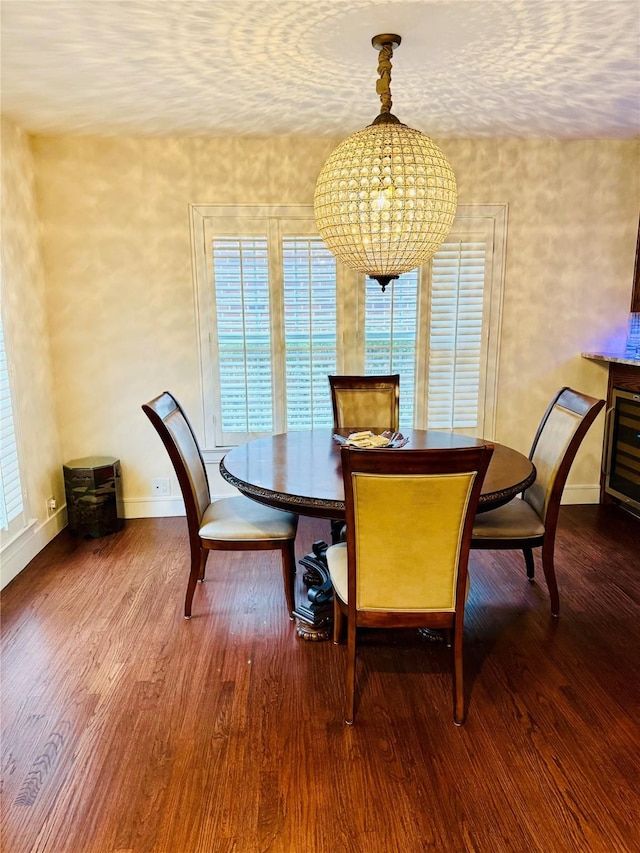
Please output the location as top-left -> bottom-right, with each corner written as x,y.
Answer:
333,431 -> 408,448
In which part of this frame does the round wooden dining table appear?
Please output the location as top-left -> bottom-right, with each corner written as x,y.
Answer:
219,428 -> 535,518
220,428 -> 535,639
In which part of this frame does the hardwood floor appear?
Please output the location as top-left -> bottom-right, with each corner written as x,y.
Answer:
1,506 -> 639,853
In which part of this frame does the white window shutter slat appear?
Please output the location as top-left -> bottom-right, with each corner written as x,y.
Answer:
283,237 -> 337,429
364,270 -> 419,430
212,237 -> 274,437
0,319 -> 24,530
427,240 -> 487,430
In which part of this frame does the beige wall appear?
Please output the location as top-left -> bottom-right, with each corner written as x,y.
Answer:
1,117 -> 65,585
20,133 -> 640,515
445,138 -> 638,485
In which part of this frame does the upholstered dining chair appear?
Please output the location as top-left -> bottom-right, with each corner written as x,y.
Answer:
142,392 -> 299,620
471,387 -> 605,618
328,373 -> 401,544
329,374 -> 400,432
326,442 -> 494,726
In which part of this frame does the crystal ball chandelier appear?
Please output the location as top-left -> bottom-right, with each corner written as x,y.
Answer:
314,34 -> 458,292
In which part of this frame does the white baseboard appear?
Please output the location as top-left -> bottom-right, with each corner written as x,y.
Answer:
124,486 -> 600,518
124,486 -> 601,518
123,496 -> 186,518
1,507 -> 67,590
122,492 -> 234,519
561,485 -> 601,505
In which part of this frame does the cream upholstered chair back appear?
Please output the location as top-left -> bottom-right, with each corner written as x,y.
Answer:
339,444 -> 494,616
329,374 -> 400,432
327,442 -> 494,725
470,387 -> 605,619
351,469 -> 477,613
142,391 -> 299,620
523,388 -> 605,522
142,392 -> 210,534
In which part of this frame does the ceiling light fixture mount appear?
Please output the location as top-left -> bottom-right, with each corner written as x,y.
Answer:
314,33 -> 458,292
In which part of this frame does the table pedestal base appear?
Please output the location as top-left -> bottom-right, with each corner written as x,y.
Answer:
418,628 -> 448,644
293,541 -> 334,641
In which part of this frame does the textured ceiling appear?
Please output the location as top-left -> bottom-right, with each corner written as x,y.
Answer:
1,0 -> 639,139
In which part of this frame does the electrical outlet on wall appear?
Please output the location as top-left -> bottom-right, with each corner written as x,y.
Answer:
47,497 -> 57,516
152,478 -> 170,496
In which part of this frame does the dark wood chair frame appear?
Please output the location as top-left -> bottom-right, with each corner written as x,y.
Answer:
333,442 -> 494,726
471,387 -> 605,618
142,392 -> 297,619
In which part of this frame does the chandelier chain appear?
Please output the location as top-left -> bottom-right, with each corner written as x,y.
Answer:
375,42 -> 394,115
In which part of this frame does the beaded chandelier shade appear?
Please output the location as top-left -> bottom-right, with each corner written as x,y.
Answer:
314,34 -> 458,292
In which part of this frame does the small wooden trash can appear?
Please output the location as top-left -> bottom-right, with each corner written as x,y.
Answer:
63,456 -> 124,538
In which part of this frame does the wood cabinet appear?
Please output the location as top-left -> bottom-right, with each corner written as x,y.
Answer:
606,361 -> 640,397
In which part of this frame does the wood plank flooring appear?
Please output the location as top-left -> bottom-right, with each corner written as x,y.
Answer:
1,505 -> 639,853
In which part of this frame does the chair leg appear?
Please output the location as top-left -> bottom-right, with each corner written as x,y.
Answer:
333,595 -> 344,644
541,539 -> 560,618
281,539 -> 297,619
345,619 -> 357,725
452,619 -> 465,726
199,549 -> 209,582
523,547 -> 535,582
184,546 -> 204,619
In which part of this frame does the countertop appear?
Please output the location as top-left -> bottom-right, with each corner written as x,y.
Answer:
582,352 -> 640,367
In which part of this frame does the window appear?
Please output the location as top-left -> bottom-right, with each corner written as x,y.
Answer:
191,204 -> 506,455
213,236 -> 273,437
425,233 -> 493,430
209,232 -> 338,442
0,310 -> 26,538
364,271 -> 418,429
282,236 -> 338,430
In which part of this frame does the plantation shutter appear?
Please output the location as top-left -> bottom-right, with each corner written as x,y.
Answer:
283,236 -> 337,429
426,238 -> 488,431
364,270 -> 419,429
211,235 -> 274,444
191,203 -> 505,452
0,316 -> 24,531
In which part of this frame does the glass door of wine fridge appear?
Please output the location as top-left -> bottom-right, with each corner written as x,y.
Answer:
605,388 -> 640,514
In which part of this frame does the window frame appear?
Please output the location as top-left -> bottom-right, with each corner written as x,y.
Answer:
190,202 -> 507,459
